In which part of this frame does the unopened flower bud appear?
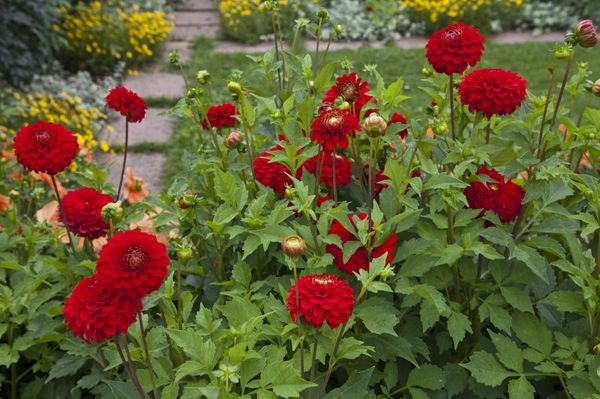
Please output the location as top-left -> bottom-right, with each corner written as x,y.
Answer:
227,81 -> 242,95
273,110 -> 283,120
177,245 -> 193,262
178,189 -> 196,209
185,87 -> 203,105
334,24 -> 344,37
363,113 -> 387,137
380,265 -> 395,281
8,190 -> 19,199
196,70 -> 210,85
281,235 -> 307,257
169,50 -> 180,66
575,20 -> 598,48
421,66 -> 433,77
338,101 -> 350,110
554,45 -> 572,59
284,186 -> 296,200
593,79 -> 600,96
263,0 -> 276,11
0,132 -> 7,142
224,130 -> 243,149
317,8 -> 330,24
101,201 -> 123,224
432,119 -> 448,135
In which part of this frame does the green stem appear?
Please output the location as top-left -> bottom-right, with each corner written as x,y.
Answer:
292,258 -> 305,380
536,62 -> 557,157
177,261 -> 183,329
314,21 -> 322,74
332,150 -> 338,203
550,52 -> 574,132
50,175 -> 75,252
449,74 -> 456,141
485,122 -> 491,145
117,120 -> 129,200
114,336 -> 146,399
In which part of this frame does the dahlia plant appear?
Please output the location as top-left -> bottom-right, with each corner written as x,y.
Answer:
1,6 -> 600,399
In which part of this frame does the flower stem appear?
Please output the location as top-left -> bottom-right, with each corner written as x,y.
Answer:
50,175 -> 74,252
117,120 -> 129,200
317,322 -> 347,399
114,336 -> 146,399
177,261 -> 183,329
137,311 -> 158,399
485,122 -> 491,145
367,139 -> 374,227
449,74 -> 456,141
314,21 -> 323,74
332,151 -> 338,203
550,52 -> 574,133
536,62 -> 557,158
292,258 -> 305,381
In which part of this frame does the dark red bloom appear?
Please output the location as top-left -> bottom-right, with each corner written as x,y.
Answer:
310,109 -> 361,152
96,230 -> 170,297
389,112 -> 409,138
13,121 -> 79,175
303,152 -> 353,188
464,166 -> 524,223
61,188 -> 113,239
64,275 -> 138,344
322,73 -> 373,116
202,103 -> 238,129
253,145 -> 298,195
287,274 -> 355,329
105,86 -> 147,123
316,195 -> 334,207
458,68 -> 527,119
326,213 -> 398,274
426,23 -> 485,75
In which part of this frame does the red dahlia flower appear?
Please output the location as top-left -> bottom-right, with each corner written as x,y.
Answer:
303,152 -> 353,188
316,195 -> 334,207
64,275 -> 138,344
426,23 -> 485,75
202,103 -> 238,129
13,121 -> 79,175
326,213 -> 398,274
322,73 -> 372,116
61,188 -> 113,239
253,145 -> 299,195
389,112 -> 409,138
310,109 -> 361,152
96,230 -> 169,297
287,273 -> 355,329
464,166 -> 524,224
105,86 -> 147,123
458,68 -> 527,119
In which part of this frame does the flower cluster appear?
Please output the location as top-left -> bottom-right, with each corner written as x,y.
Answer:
401,0 -> 523,23
202,103 -> 238,130
253,145 -> 297,195
219,0 -> 289,27
464,166 -> 525,223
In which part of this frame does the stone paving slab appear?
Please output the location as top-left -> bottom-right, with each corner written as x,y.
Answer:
161,41 -> 193,64
123,72 -> 185,99
171,25 -> 218,41
174,0 -> 216,11
98,152 -> 167,193
492,31 -> 565,44
175,10 -> 219,26
103,108 -> 174,146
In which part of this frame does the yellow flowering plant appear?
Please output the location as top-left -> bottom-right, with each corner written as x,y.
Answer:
54,1 -> 174,74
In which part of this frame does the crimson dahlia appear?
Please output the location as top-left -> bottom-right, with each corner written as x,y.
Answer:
327,213 -> 398,274
202,103 -> 238,129
310,109 -> 361,152
464,166 -> 525,224
287,273 -> 355,329
64,275 -> 138,344
322,72 -> 372,116
61,188 -> 113,239
426,23 -> 485,75
303,152 -> 353,188
96,230 -> 169,297
13,121 -> 79,175
458,68 -> 527,119
253,145 -> 298,195
105,86 -> 147,123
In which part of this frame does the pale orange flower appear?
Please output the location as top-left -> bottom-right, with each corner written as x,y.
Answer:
79,146 -> 94,163
10,170 -> 24,182
124,167 -> 148,204
129,208 -> 178,244
31,172 -> 67,197
0,194 -> 12,215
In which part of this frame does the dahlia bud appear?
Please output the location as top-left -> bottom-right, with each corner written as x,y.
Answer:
575,20 -> 598,48
272,110 -> 283,120
101,201 -> 123,224
263,0 -> 276,11
196,70 -> 211,85
554,44 -> 572,59
0,132 -> 7,142
432,119 -> 448,135
282,235 -> 307,257
363,113 -> 387,137
169,50 -> 180,66
593,79 -> 600,96
177,245 -> 193,262
227,81 -> 242,95
178,189 -> 196,209
224,130 -> 243,149
338,101 -> 350,110
316,8 -> 330,24
334,24 -> 344,38
421,66 -> 433,77
8,190 -> 19,199
185,87 -> 204,105
284,186 -> 296,200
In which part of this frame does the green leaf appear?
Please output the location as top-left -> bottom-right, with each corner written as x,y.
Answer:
447,311 -> 472,349
512,245 -> 549,283
541,291 -> 586,315
46,355 -> 87,382
508,377 -> 534,399
355,297 -> 398,336
261,363 -> 316,398
444,364 -> 468,399
512,312 -> 553,356
489,331 -> 523,373
461,352 -> 514,387
313,62 -> 338,93
103,380 -> 147,399
500,287 -> 534,314
325,367 -> 374,399
406,364 -> 446,390
423,175 -> 467,191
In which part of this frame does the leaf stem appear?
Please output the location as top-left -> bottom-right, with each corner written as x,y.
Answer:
50,175 -> 74,252
117,120 -> 129,200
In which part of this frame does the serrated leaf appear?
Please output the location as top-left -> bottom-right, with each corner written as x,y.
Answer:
461,352 -> 514,387
355,297 -> 398,336
508,377 -> 534,399
489,331 -> 523,373
447,311 -> 472,349
541,291 -> 586,315
406,364 -> 446,390
103,379 -> 147,399
512,312 -> 553,356
500,287 -> 534,314
325,367 -> 374,399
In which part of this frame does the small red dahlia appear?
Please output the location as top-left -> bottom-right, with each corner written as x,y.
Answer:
96,230 -> 170,297
61,188 -> 113,239
464,166 -> 525,224
389,112 -> 409,138
310,109 -> 361,152
303,151 -> 353,188
326,213 -> 398,274
287,273 -> 355,329
64,275 -> 138,344
316,195 -> 334,207
426,23 -> 485,75
253,145 -> 298,195
13,121 -> 79,175
322,73 -> 372,116
105,86 -> 147,123
202,103 -> 238,129
458,68 -> 527,119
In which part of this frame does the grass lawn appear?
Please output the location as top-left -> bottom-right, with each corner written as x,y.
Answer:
162,38 -> 600,184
